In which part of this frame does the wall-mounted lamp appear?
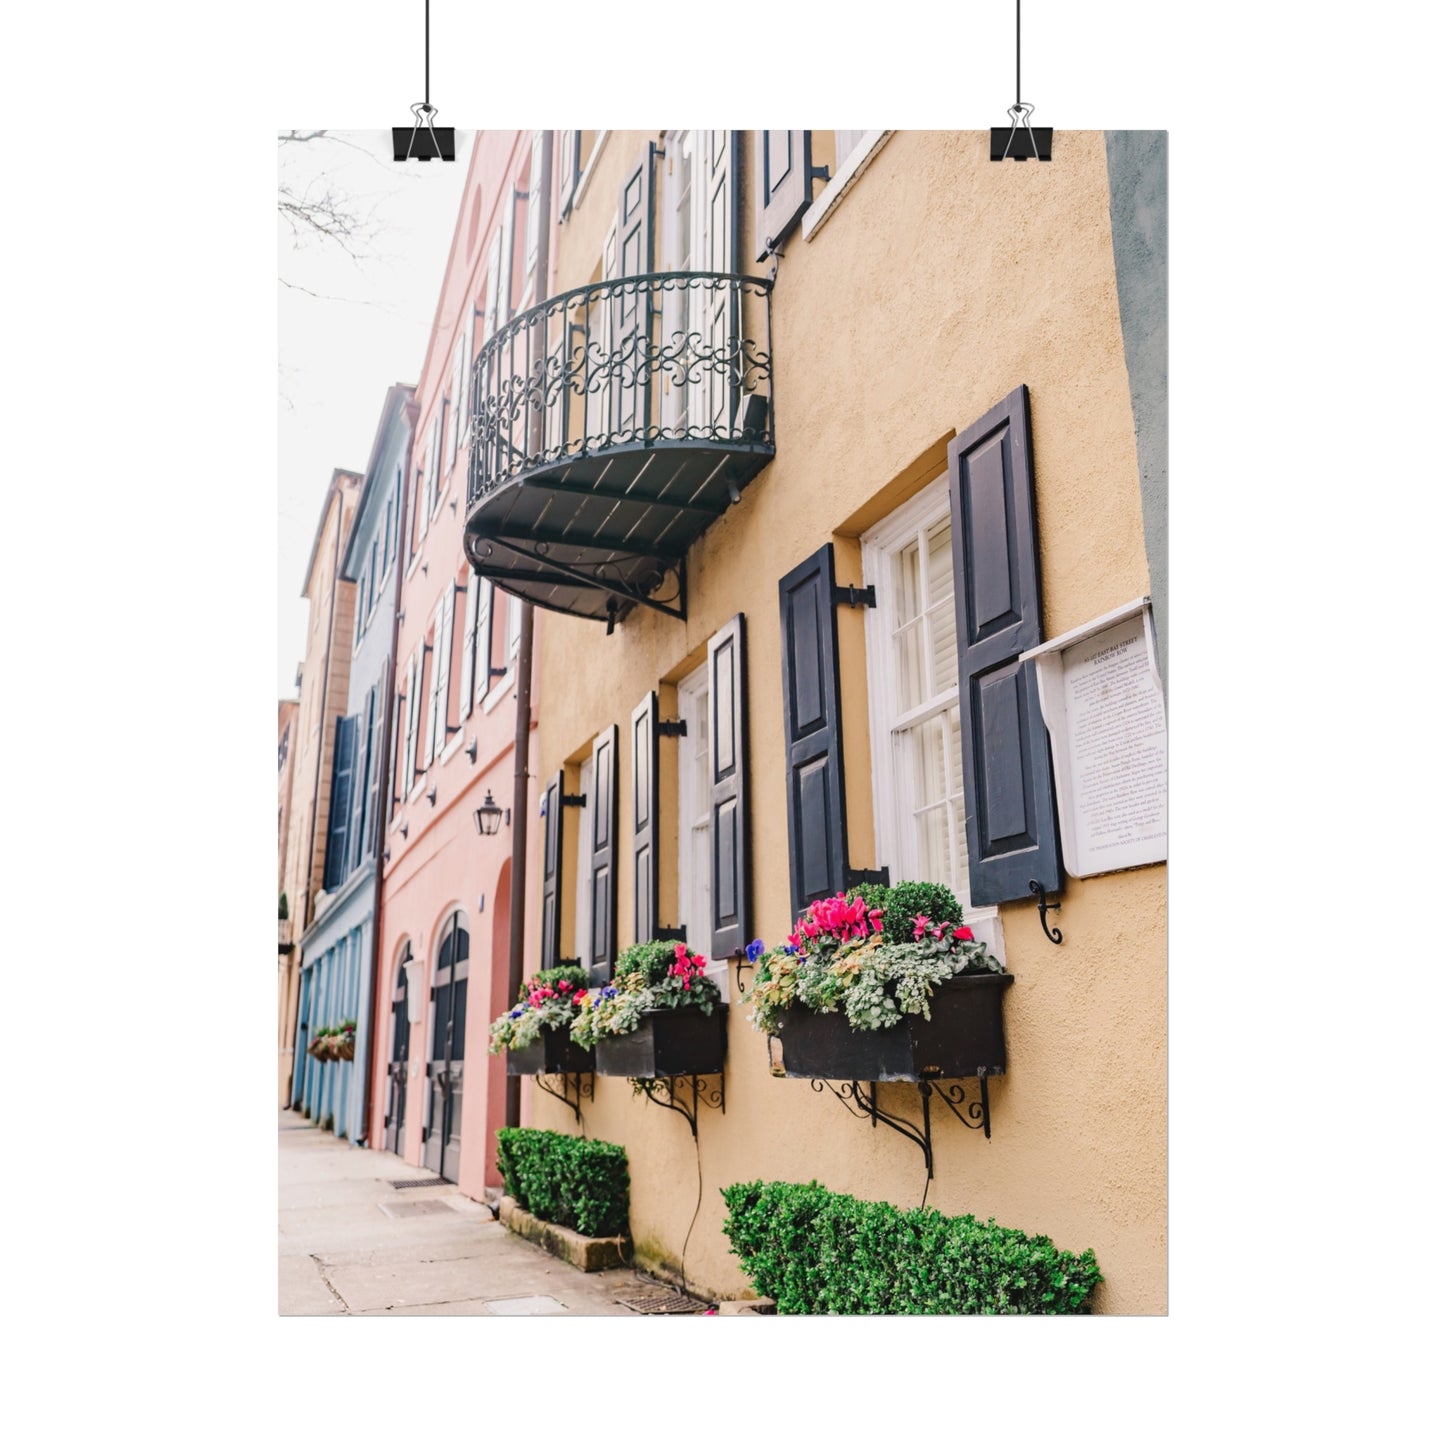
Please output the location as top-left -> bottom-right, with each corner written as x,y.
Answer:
464,736 -> 478,763
473,791 -> 511,836
426,786 -> 438,807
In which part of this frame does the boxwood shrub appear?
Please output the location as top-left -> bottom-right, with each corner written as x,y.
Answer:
720,1180 -> 1102,1314
495,1128 -> 630,1238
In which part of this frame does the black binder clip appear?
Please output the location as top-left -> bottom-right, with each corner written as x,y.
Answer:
393,102 -> 455,162
991,103 -> 1053,162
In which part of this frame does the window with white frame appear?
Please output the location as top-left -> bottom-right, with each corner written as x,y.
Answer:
572,754 -> 594,968
861,473 -> 996,935
675,662 -> 711,952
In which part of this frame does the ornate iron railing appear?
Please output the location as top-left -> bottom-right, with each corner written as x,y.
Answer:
467,271 -> 773,504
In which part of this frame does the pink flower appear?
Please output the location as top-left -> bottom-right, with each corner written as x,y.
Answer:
675,943 -> 690,961
869,908 -> 885,934
952,925 -> 975,942
912,914 -> 931,940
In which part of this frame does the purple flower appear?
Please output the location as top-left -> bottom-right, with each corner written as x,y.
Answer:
746,939 -> 765,963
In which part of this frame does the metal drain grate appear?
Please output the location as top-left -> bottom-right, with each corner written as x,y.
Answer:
614,1289 -> 709,1315
389,1176 -> 449,1189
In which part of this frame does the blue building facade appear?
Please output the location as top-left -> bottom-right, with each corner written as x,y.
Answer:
294,385 -> 413,1140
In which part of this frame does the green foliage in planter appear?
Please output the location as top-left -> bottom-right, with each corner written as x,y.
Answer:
874,879 -> 963,944
278,892 -> 289,921
495,1128 -> 630,1238
720,1180 -> 1102,1315
612,939 -> 682,987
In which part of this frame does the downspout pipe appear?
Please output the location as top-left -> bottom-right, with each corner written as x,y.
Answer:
359,400 -> 418,1147
506,131 -> 552,1131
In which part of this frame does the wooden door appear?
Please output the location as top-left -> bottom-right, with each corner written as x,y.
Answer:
383,953 -> 410,1155
422,914 -> 469,1181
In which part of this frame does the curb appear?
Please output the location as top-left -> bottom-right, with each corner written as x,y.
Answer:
497,1196 -> 631,1272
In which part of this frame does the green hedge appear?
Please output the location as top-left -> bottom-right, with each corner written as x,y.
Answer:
496,1128 -> 630,1238
721,1180 -> 1102,1314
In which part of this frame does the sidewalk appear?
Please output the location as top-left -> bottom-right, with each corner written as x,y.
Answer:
278,1112 -> 639,1316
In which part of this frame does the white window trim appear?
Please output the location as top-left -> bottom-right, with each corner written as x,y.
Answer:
573,755 -> 595,969
482,668 -> 516,714
802,130 -> 893,243
569,131 -> 610,216
675,661 -> 709,956
859,472 -> 1006,965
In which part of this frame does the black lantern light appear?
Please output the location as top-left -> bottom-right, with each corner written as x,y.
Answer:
473,790 -> 510,836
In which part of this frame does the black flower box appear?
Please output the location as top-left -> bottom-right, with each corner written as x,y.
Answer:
506,1029 -> 595,1076
595,1006 -> 728,1078
776,974 -> 1013,1081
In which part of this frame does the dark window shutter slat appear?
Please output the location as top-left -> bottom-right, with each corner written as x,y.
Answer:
631,692 -> 659,943
948,384 -> 1063,903
755,129 -> 814,261
539,770 -> 564,970
365,685 -> 383,859
324,715 -> 357,890
709,613 -> 749,958
778,544 -> 848,921
589,725 -> 619,979
350,685 -> 376,872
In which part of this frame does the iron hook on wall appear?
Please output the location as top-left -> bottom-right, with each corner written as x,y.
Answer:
1028,879 -> 1063,944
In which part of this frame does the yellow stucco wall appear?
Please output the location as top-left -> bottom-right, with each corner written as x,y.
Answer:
529,130 -> 1165,1314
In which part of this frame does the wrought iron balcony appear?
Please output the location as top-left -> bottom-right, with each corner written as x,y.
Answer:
464,271 -> 773,625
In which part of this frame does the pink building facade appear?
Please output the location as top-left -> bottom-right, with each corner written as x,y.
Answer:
369,131 -> 547,1197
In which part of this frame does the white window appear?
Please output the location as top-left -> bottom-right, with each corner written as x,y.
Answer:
675,662 -> 711,953
522,131 -> 545,303
861,474 -> 1002,951
446,339 -> 464,472
573,755 -> 594,968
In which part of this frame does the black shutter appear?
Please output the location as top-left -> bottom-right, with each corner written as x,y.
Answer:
615,147 -> 655,438
779,545 -> 848,921
755,130 -> 815,261
709,613 -> 749,958
631,692 -> 659,944
539,770 -> 564,970
323,715 -> 357,890
350,685 -> 376,872
948,384 -> 1063,903
364,685 -> 382,861
588,725 -> 619,982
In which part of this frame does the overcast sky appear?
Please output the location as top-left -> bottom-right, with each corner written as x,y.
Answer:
278,131 -> 473,696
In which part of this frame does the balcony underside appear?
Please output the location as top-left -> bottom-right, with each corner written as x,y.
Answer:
463,438 -> 773,624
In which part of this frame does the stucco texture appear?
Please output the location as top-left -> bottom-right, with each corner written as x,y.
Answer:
529,130 -> 1165,1314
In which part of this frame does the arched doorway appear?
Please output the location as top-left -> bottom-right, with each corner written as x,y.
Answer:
423,911 -> 469,1181
383,943 -> 411,1156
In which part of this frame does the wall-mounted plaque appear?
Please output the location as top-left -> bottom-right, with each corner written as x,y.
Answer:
1020,598 -> 1166,879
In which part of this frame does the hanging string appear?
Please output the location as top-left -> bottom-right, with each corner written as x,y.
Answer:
1011,0 -> 1023,106
425,0 -> 430,109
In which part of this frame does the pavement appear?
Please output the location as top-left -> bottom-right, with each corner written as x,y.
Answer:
278,1111 -> 650,1316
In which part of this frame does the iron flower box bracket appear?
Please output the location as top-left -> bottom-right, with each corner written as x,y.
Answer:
506,1029 -> 596,1128
773,974 -> 1014,1180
